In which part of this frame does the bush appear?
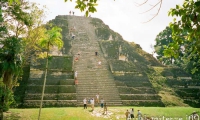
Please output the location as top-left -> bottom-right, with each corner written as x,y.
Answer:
0,87 -> 15,112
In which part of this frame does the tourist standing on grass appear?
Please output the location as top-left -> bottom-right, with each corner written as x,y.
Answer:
130,108 -> 134,120
125,109 -> 130,120
91,98 -> 94,111
103,102 -> 107,115
96,93 -> 99,104
137,110 -> 142,120
100,98 -> 104,108
88,98 -> 91,104
83,98 -> 87,109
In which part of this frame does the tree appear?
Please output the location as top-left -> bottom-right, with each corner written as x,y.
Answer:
22,3 -> 47,66
37,26 -> 63,120
0,1 -> 47,119
154,26 -> 173,64
154,26 -> 184,66
0,0 -> 32,115
165,0 -> 200,75
182,44 -> 200,79
154,25 -> 200,78
0,36 -> 24,119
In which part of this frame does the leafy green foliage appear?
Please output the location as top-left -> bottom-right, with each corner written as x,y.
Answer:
0,0 -> 39,114
154,27 -> 174,64
0,37 -> 23,89
48,16 -> 71,54
0,86 -> 14,111
167,0 -> 200,76
2,0 -> 34,38
38,26 -> 63,50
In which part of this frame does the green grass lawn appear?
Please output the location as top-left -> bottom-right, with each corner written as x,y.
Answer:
4,107 -> 200,120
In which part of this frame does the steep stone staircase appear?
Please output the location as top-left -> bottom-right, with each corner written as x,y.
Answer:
67,16 -> 122,106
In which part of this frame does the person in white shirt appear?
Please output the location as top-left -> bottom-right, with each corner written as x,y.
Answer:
130,108 -> 134,120
96,93 -> 99,104
74,71 -> 78,79
91,98 -> 95,111
100,98 -> 104,108
83,98 -> 87,109
98,61 -> 101,68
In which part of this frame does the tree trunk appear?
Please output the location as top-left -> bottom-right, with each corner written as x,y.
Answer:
38,43 -> 50,120
0,109 -> 3,120
0,90 -> 5,120
3,71 -> 13,90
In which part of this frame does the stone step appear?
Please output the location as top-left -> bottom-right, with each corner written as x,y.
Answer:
120,94 -> 159,96
76,87 -> 119,90
77,96 -> 121,100
76,92 -> 119,95
77,100 -> 122,103
24,93 -> 77,100
74,62 -> 108,65
23,100 -> 77,107
77,94 -> 120,99
76,102 -> 123,106
76,94 -> 120,97
72,47 -> 100,50
77,79 -> 113,82
117,86 -> 154,89
75,70 -> 111,73
74,71 -> 111,74
76,84 -> 117,87
26,85 -> 76,94
77,82 -> 117,84
77,79 -> 115,81
27,85 -> 75,87
77,78 -> 114,80
28,79 -> 75,85
121,100 -> 161,102
23,98 -> 78,101
77,98 -> 121,101
77,85 -> 118,88
77,76 -> 114,78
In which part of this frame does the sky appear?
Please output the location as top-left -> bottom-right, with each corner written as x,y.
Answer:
28,0 -> 184,54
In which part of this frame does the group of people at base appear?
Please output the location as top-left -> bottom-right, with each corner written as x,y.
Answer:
125,108 -> 142,120
83,93 -> 107,114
